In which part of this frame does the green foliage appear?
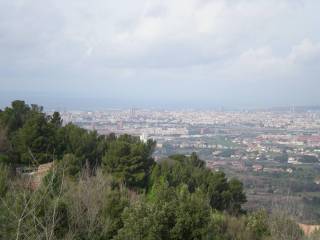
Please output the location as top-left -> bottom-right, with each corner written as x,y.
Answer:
103,187 -> 130,238
0,100 -> 312,240
0,152 -> 309,240
274,153 -> 288,163
50,111 -> 63,128
116,184 -> 211,240
0,164 -> 9,197
268,212 -> 304,240
41,164 -> 65,196
62,171 -> 129,240
190,152 -> 205,168
150,154 -> 246,215
0,154 -> 9,165
216,149 -> 235,158
0,101 -> 111,167
0,126 -> 9,154
0,100 -> 31,135
60,153 -> 82,178
0,178 -> 68,239
299,155 -> 319,164
0,124 -> 9,165
60,123 -> 105,168
227,178 -> 247,214
102,135 -> 155,189
246,210 -> 270,239
0,101 -> 63,164
13,111 -> 56,164
170,187 -> 211,240
168,152 -> 205,168
115,199 -> 153,240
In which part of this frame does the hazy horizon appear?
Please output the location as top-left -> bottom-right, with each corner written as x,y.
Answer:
2,91 -> 320,111
1,0 -> 320,109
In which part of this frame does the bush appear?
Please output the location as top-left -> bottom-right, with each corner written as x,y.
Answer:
0,164 -> 9,197
268,212 -> 304,240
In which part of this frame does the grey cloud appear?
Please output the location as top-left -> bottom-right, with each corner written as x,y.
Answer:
0,0 -> 320,108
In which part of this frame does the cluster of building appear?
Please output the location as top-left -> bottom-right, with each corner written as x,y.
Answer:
56,109 -> 320,174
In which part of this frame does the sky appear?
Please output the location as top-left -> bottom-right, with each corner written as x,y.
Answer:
0,0 -> 320,109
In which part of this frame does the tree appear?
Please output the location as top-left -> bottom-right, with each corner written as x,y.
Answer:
61,124 -> 105,169
189,152 -> 205,168
50,112 -> 63,128
115,199 -> 153,240
227,178 -> 247,215
0,126 -> 9,154
60,153 -> 82,178
0,100 -> 30,135
150,154 -> 246,214
0,100 -> 259,240
102,136 -> 155,189
102,187 -> 130,239
0,101 -> 62,165
116,183 -> 212,240
170,186 -> 211,240
0,164 -> 9,197
0,126 -> 9,165
268,212 -> 304,240
246,210 -> 270,239
12,112 -> 56,164
299,155 -> 318,164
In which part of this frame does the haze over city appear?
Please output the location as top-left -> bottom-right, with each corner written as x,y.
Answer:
2,0 -> 320,238
1,0 -> 320,109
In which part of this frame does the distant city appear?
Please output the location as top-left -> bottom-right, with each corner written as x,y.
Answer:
54,107 -> 320,223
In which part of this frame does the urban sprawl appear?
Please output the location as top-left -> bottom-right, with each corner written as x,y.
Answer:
56,108 -> 320,223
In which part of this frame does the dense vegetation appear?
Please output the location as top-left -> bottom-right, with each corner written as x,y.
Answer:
0,101 -> 319,239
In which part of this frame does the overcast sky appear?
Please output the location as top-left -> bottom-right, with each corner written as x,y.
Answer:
1,0 -> 320,109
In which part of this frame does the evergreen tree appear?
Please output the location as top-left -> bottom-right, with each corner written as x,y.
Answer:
102,136 -> 155,189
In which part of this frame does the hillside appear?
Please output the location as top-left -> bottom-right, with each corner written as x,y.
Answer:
0,100 -> 319,240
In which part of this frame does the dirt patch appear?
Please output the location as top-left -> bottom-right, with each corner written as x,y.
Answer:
299,223 -> 320,236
